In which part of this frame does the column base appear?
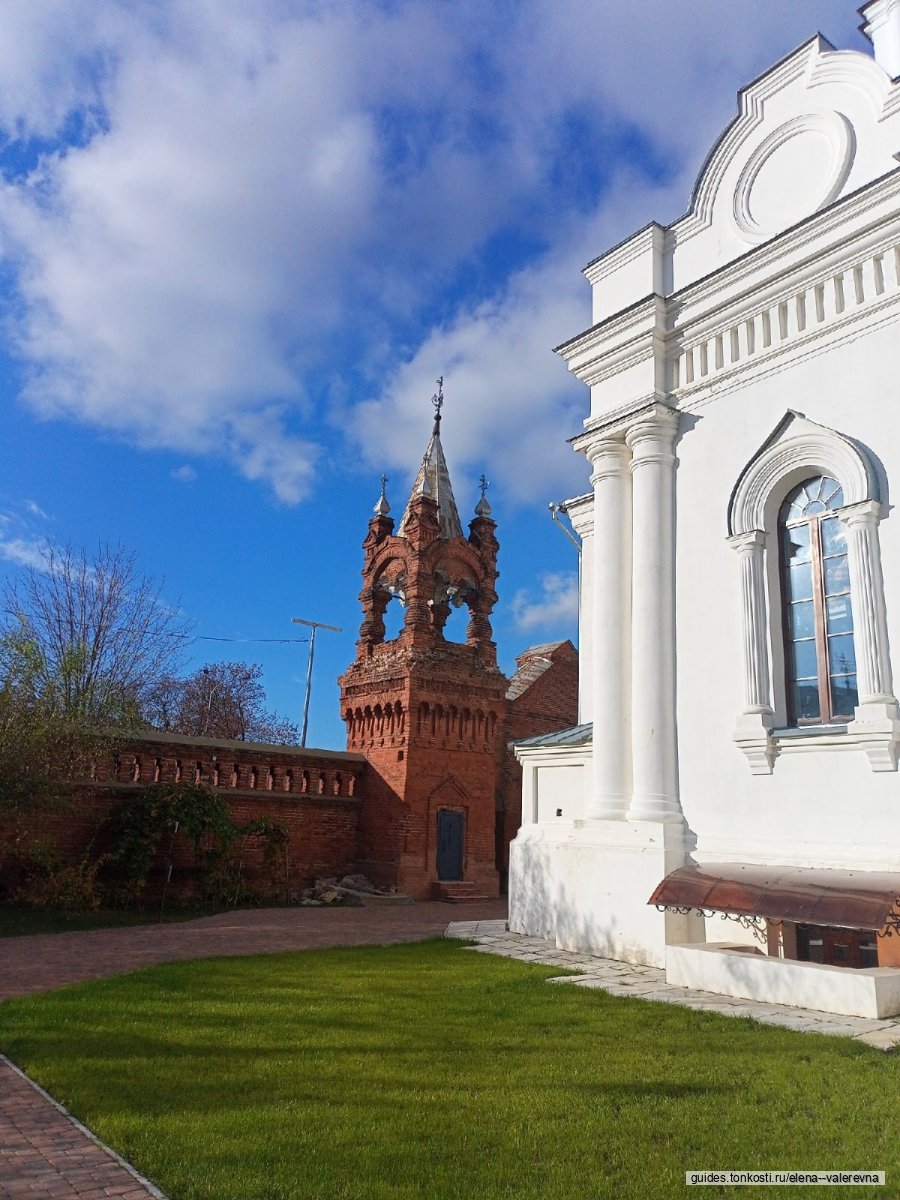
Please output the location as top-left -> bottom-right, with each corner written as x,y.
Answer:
848,699 -> 900,772
626,795 -> 683,823
733,710 -> 775,775
508,818 -> 699,966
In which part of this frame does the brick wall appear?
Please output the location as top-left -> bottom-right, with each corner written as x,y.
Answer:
4,643 -> 579,905
5,731 -> 365,903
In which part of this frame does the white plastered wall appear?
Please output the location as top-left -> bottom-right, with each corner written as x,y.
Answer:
509,23 -> 900,973
675,321 -> 900,871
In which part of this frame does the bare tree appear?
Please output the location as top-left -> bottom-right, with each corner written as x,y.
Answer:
2,542 -> 191,727
145,662 -> 299,745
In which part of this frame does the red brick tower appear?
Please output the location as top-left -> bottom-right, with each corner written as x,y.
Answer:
339,383 -> 503,899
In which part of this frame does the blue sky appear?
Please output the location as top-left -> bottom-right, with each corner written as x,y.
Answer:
0,1 -> 869,748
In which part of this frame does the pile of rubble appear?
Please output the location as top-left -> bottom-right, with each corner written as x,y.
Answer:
296,873 -> 413,907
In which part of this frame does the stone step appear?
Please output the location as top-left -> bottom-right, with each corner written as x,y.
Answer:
434,881 -> 494,903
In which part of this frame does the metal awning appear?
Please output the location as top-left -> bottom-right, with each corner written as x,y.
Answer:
648,863 -> 900,933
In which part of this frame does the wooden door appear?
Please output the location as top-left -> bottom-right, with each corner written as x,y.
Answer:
436,810 -> 464,881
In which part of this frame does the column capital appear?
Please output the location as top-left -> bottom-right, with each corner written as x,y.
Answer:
625,405 -> 678,470
624,404 -> 679,442
727,529 -> 766,554
587,439 -> 631,485
838,499 -> 883,528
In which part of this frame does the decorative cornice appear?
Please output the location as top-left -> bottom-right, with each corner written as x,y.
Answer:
583,222 -> 666,287
556,295 -> 667,388
554,294 -> 662,360
672,167 -> 900,320
571,394 -> 673,451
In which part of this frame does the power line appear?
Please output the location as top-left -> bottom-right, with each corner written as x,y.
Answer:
174,634 -> 310,644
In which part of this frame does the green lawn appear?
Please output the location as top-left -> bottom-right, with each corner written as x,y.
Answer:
0,939 -> 894,1200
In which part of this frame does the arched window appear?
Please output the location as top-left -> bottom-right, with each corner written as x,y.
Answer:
779,476 -> 857,725
728,412 -> 899,772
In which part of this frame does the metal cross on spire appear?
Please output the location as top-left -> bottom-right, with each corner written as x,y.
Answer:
373,472 -> 391,516
431,376 -> 444,432
475,472 -> 492,517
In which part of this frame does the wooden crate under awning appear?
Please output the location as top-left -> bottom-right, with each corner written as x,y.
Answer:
648,863 -> 900,933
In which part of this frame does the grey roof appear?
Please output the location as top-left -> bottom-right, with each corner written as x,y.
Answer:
506,641 -> 572,701
518,639 -> 568,659
513,722 -> 592,749
396,426 -> 464,540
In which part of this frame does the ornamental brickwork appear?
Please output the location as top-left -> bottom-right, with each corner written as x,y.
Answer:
339,398 -> 577,900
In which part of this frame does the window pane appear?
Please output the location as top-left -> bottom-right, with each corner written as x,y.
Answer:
790,681 -> 821,722
787,561 -> 813,601
860,941 -> 879,969
782,477 -> 844,522
827,634 -> 857,677
791,639 -> 818,679
783,523 -> 810,564
823,555 -> 850,595
830,674 -> 858,717
820,477 -> 844,508
789,601 -> 815,639
825,595 -> 853,635
821,516 -> 846,556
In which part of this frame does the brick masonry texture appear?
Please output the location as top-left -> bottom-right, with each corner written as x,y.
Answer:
339,475 -> 578,899
5,732 -> 366,903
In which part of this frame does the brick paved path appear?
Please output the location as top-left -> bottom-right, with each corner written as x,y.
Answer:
0,900 -> 507,1199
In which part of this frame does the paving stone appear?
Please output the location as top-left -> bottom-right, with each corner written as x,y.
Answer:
858,1029 -> 900,1049
460,927 -> 900,1049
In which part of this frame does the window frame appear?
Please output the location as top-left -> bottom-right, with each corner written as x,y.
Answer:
778,476 -> 857,727
727,412 -> 898,773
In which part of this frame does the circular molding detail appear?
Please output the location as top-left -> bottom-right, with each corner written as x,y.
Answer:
733,112 -> 855,244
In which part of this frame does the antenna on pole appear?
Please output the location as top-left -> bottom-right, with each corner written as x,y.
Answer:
290,617 -> 342,747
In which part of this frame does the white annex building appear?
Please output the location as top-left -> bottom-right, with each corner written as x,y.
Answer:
509,1 -> 900,1020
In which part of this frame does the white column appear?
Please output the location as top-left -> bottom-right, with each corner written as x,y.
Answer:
585,438 -> 631,819
842,501 -> 896,706
727,529 -> 775,773
728,530 -> 774,716
625,407 -> 680,822
840,500 -> 900,771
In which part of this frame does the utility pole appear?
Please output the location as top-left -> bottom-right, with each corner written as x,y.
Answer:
291,617 -> 342,747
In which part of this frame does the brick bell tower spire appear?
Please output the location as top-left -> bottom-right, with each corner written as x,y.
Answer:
339,380 -> 503,899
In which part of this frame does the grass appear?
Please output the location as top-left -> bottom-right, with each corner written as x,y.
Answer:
0,903 -> 236,938
0,939 -> 895,1200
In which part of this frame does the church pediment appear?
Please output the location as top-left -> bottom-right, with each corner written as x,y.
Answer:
671,36 -> 900,288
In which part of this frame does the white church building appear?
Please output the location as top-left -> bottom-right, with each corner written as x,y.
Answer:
509,1 -> 900,1019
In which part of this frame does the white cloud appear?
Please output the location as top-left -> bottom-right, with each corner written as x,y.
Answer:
23,498 -> 51,520
511,571 -> 578,634
0,2 -> 866,503
352,165 -> 691,506
0,536 -> 49,571
170,465 -> 197,484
